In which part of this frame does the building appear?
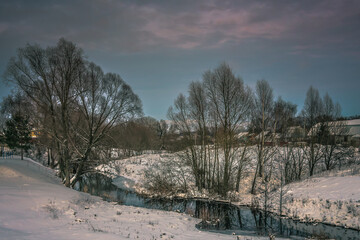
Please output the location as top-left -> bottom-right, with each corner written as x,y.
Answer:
343,119 -> 360,146
309,119 -> 360,147
285,126 -> 306,142
31,129 -> 40,139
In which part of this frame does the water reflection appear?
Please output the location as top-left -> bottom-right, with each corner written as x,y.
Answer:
75,173 -> 360,239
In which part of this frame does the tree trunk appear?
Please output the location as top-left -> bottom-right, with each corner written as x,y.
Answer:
47,148 -> 51,166
64,146 -> 71,187
236,145 -> 247,192
71,160 -> 85,188
251,160 -> 259,194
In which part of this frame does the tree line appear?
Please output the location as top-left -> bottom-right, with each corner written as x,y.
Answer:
166,62 -> 353,197
0,40 -> 354,194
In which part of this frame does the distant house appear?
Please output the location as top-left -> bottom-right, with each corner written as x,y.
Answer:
285,126 -> 306,142
236,131 -> 249,141
31,129 -> 40,139
309,119 -> 360,147
251,131 -> 283,146
342,119 -> 360,146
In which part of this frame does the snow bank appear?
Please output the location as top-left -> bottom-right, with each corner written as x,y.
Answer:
1,156 -> 264,240
98,150 -> 360,231
264,175 -> 360,230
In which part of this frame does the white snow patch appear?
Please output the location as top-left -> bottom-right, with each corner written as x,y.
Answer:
1,157 -> 269,240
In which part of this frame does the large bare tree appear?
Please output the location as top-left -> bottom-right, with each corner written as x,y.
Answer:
168,63 -> 253,196
5,39 -> 83,186
203,63 -> 253,196
70,63 -> 142,186
5,38 -> 142,187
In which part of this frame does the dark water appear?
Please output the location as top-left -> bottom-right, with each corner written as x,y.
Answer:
75,173 -> 360,239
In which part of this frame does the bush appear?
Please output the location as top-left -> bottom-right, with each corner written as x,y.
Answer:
43,199 -> 62,219
144,156 -> 192,195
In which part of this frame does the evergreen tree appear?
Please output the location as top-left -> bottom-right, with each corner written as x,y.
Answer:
4,113 -> 31,160
0,132 -> 5,156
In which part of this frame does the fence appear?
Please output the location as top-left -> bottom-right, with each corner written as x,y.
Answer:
1,151 -> 14,160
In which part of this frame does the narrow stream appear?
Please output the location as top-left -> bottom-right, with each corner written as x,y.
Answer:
74,173 -> 360,239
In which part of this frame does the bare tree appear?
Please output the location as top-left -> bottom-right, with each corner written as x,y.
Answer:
302,86 -> 324,176
167,63 -> 253,196
188,81 -> 210,189
168,93 -> 203,189
273,97 -> 298,184
157,119 -> 168,150
280,144 -> 305,184
204,63 -> 253,196
319,94 -> 351,171
273,97 -> 297,139
250,80 -> 274,194
303,86 -> 323,129
70,62 -> 142,186
235,144 -> 250,192
322,124 -> 350,171
5,39 -> 142,187
0,92 -> 34,120
5,39 -> 84,186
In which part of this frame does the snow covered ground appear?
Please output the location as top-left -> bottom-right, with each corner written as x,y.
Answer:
0,156 -> 272,240
97,153 -> 194,196
265,174 -> 360,230
97,150 -> 360,231
3,150 -> 358,239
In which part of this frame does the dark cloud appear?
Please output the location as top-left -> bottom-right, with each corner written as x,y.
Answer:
0,0 -> 359,118
1,0 -> 359,51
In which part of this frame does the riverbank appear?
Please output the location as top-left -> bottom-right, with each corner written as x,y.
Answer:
97,151 -> 360,231
264,170 -> 360,230
0,157 -> 273,240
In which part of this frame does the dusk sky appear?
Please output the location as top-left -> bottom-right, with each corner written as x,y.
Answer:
0,0 -> 359,119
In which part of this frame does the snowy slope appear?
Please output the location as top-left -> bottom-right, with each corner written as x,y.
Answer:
98,151 -> 360,231
265,175 -> 360,230
0,157 -> 271,240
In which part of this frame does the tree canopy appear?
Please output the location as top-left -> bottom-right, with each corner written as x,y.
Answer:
4,38 -> 143,186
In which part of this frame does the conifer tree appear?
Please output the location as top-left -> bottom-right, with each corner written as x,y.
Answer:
4,113 -> 31,160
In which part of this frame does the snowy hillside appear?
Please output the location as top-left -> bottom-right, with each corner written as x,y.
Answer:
97,149 -> 360,231
265,171 -> 360,230
1,157 -> 270,240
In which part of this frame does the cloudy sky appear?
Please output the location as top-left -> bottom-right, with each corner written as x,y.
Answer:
0,0 -> 359,119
